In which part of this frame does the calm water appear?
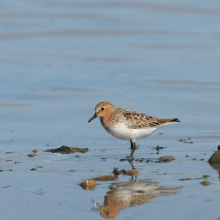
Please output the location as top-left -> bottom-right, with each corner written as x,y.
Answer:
0,0 -> 220,219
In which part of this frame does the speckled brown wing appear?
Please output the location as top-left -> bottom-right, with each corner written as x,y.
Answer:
116,108 -> 179,129
121,110 -> 160,129
110,108 -> 179,129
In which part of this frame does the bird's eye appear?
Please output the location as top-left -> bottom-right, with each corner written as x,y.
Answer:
101,107 -> 105,111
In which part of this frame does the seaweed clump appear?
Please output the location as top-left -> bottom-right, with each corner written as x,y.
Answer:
45,145 -> 88,154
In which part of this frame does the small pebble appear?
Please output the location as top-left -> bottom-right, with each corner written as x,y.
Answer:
159,155 -> 175,162
80,179 -> 97,190
28,154 -> 35,158
33,149 -> 37,153
200,180 -> 211,186
202,175 -> 209,178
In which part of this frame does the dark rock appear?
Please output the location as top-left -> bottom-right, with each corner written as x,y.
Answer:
208,145 -> 220,163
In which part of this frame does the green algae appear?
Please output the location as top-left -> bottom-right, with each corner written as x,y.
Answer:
178,138 -> 193,144
153,145 -> 167,154
120,157 -> 163,163
45,145 -> 88,154
202,175 -> 210,179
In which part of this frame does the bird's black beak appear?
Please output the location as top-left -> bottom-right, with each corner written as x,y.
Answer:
88,113 -> 97,123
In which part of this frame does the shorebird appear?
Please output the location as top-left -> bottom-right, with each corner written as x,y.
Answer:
88,101 -> 180,160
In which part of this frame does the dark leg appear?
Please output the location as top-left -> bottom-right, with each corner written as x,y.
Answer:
129,141 -> 136,161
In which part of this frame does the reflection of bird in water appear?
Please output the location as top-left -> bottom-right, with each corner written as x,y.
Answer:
88,101 -> 180,161
92,199 -> 100,209
209,163 -> 220,180
92,180 -> 181,218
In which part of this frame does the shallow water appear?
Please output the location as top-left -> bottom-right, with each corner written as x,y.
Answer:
0,0 -> 220,219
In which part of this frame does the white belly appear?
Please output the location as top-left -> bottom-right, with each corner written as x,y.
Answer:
103,122 -> 161,142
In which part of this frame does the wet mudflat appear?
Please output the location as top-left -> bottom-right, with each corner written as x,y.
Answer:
1,0 -> 220,219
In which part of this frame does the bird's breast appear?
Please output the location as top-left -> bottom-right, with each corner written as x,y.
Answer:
101,122 -> 159,141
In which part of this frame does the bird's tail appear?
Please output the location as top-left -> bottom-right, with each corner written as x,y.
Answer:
158,118 -> 180,124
